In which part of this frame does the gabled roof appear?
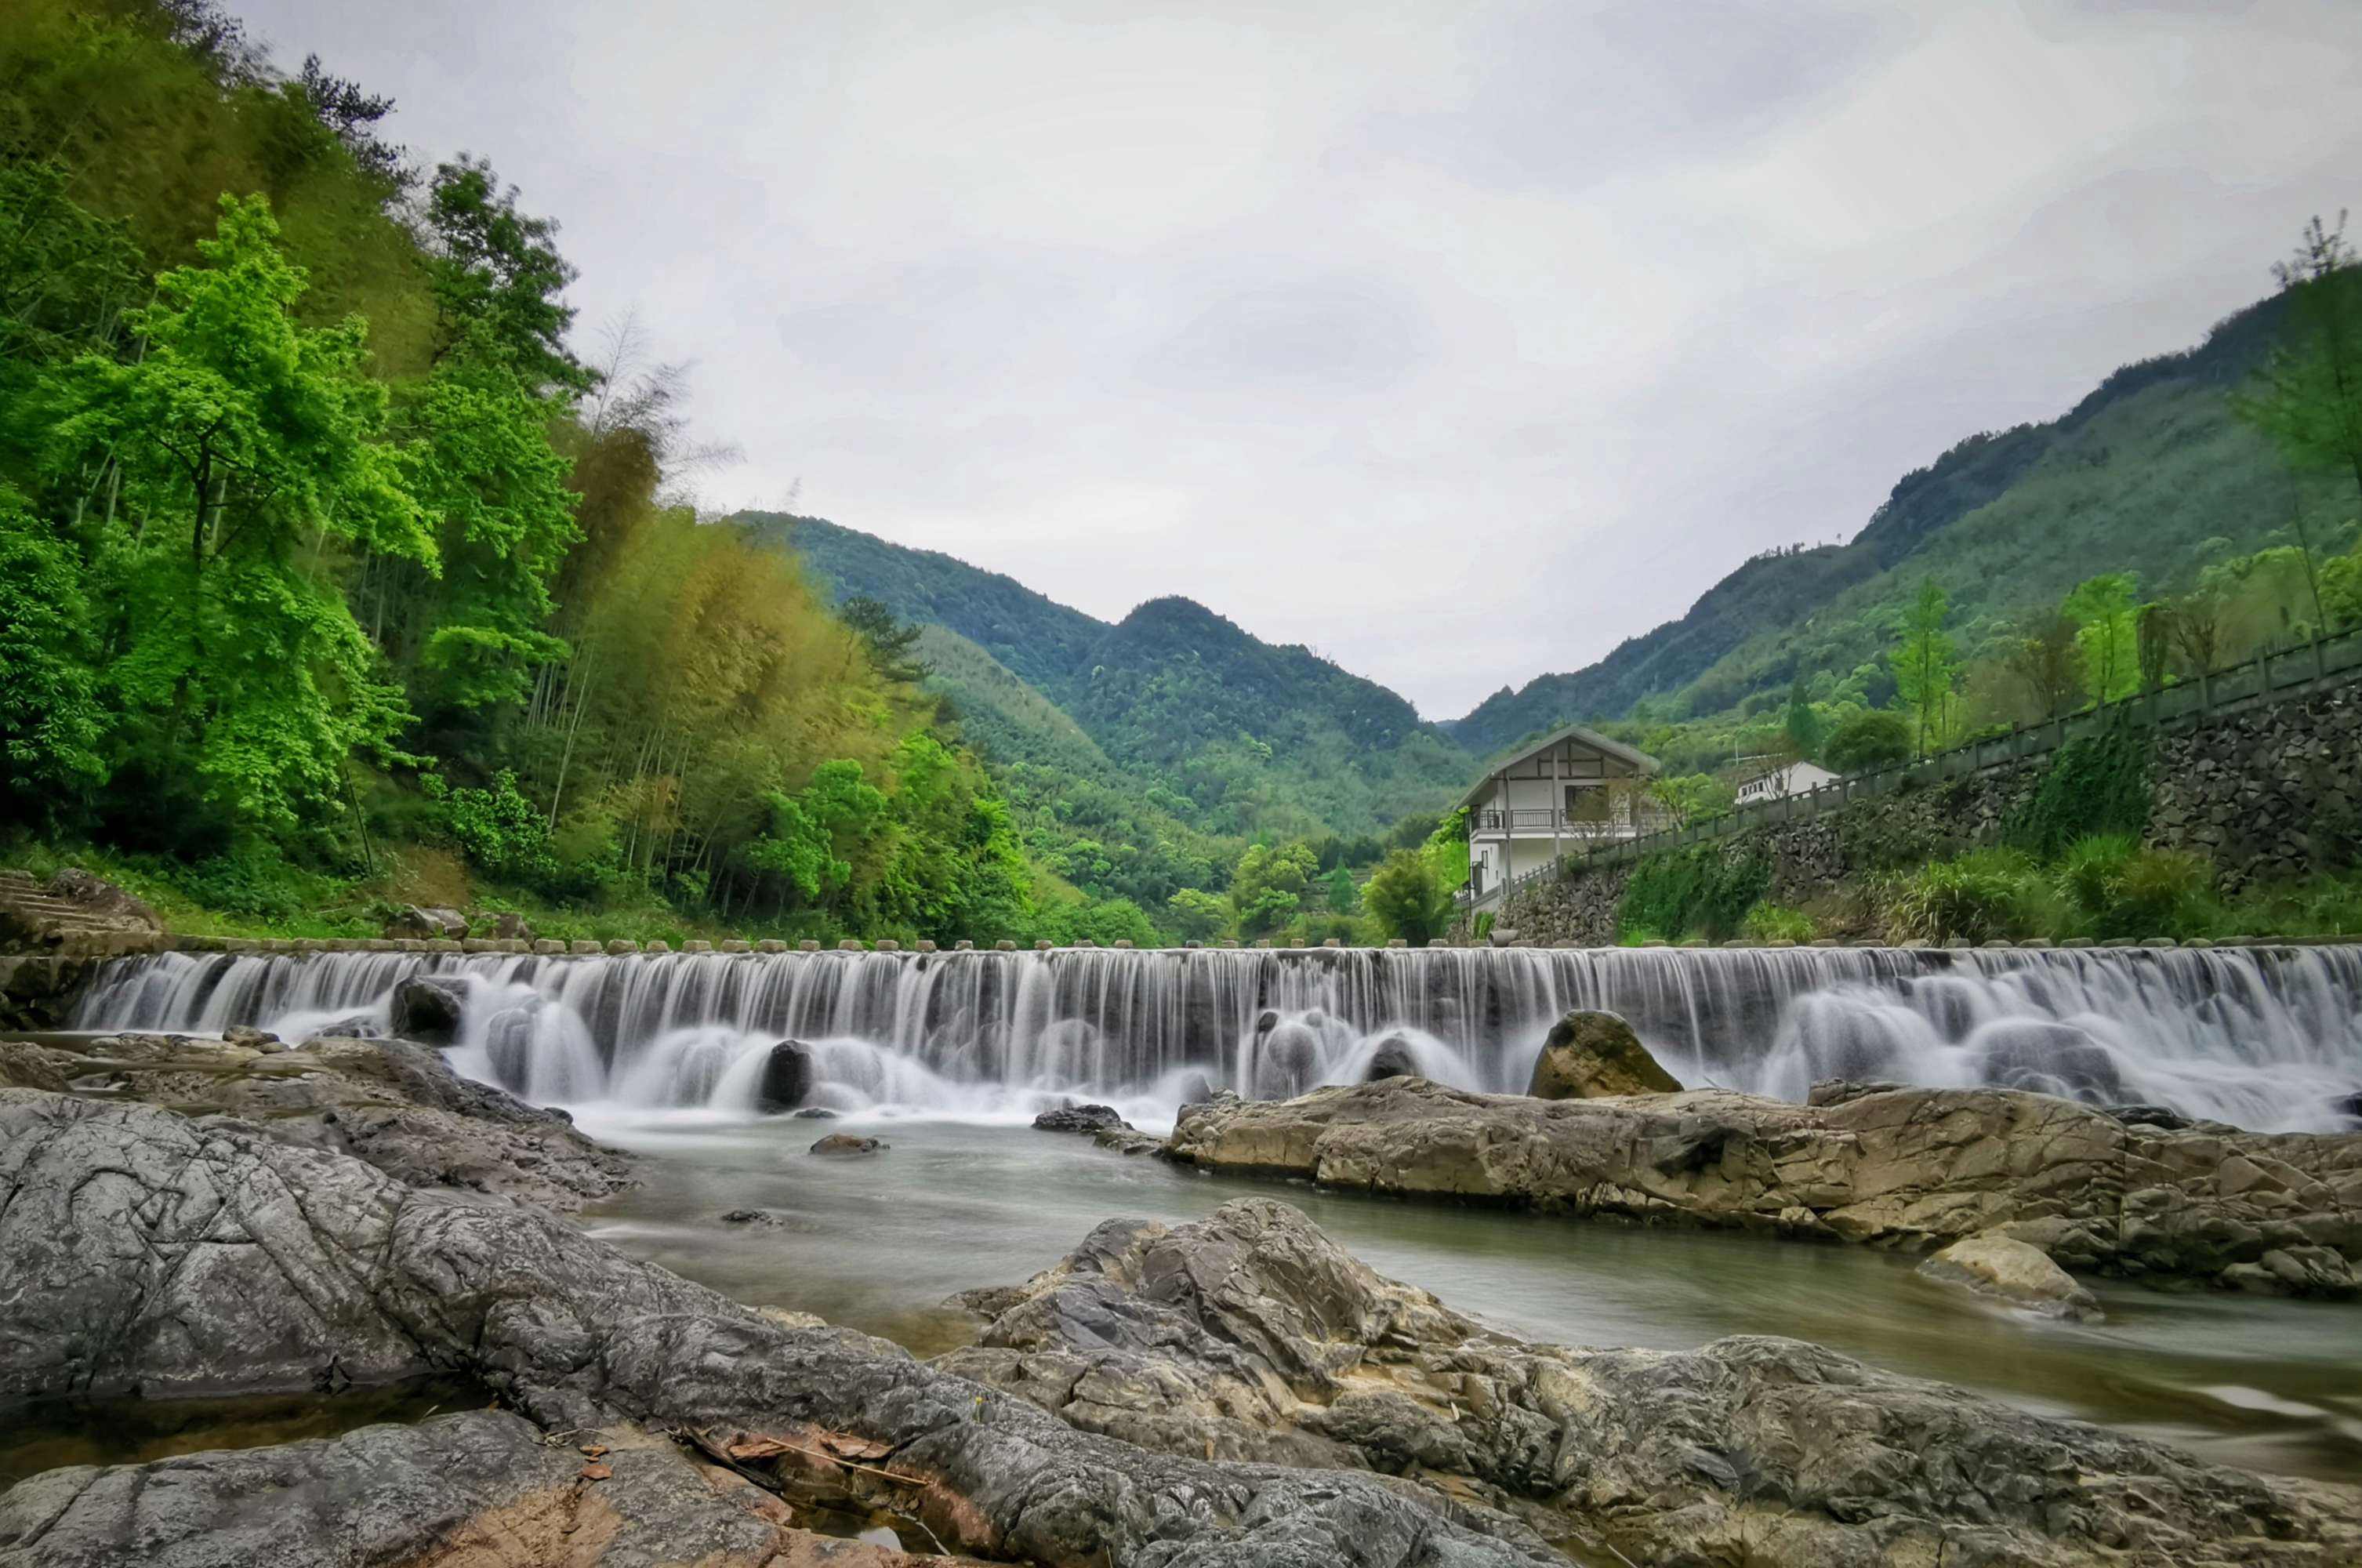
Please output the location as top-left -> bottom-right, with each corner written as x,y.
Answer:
1456,724 -> 1662,809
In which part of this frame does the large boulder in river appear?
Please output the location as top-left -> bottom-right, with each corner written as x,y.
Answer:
0,1039 -> 68,1092
0,1091 -> 1533,1566
941,1197 -> 2362,1567
755,1038 -> 814,1111
1363,1033 -> 1420,1082
1033,1102 -> 1129,1134
809,1132 -> 886,1156
1525,1009 -> 1679,1099
1920,1230 -> 2103,1319
1166,1076 -> 2362,1292
387,974 -> 466,1044
1254,1022 -> 1320,1098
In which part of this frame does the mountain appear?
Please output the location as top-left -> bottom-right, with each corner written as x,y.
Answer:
1449,289 -> 2331,753
735,514 -> 1475,855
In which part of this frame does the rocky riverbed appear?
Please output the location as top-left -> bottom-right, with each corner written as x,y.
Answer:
1165,1076 -> 2362,1294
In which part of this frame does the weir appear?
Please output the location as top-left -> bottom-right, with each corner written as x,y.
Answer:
72,943 -> 2362,1132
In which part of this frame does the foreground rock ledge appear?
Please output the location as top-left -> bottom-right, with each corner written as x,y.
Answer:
1164,1078 -> 2362,1292
0,1091 -> 1551,1566
944,1198 -> 2362,1566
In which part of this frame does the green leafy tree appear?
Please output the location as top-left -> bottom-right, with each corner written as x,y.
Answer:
1889,578 -> 1958,756
2061,573 -> 2142,705
840,595 -> 929,684
43,193 -> 430,833
1648,773 -> 1732,826
1324,864 -> 1359,915
1362,848 -> 1454,944
2233,213 -> 2362,505
1229,840 -> 1317,937
1823,709 -> 1914,774
1418,807 -> 1470,894
423,156 -> 586,392
0,492 -> 106,808
1781,675 -> 1823,762
2005,612 -> 2084,718
1165,887 -> 1228,942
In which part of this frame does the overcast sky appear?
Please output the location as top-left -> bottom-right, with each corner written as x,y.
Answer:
235,0 -> 2361,719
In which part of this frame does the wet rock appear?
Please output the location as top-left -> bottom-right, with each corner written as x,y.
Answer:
222,1024 -> 281,1050
810,1133 -> 887,1156
27,1031 -> 633,1213
388,975 -> 466,1045
1032,1102 -> 1128,1134
2333,1090 -> 2362,1122
0,1040 -> 68,1092
1090,1125 -> 1163,1157
1920,1231 -> 2103,1319
722,1209 -> 782,1225
1253,1008 -> 1279,1036
383,905 -> 469,941
942,1198 -> 2362,1568
0,1410 -> 960,1567
1167,1076 -> 2362,1291
756,1039 -> 815,1112
792,1105 -> 839,1119
2103,1102 -> 2198,1131
1976,1019 -> 2126,1102
1806,1076 -> 1907,1107
1362,1033 -> 1420,1082
1173,1071 -> 1218,1109
0,1092 -> 1552,1566
1256,1022 -> 1320,1098
1524,1009 -> 1679,1099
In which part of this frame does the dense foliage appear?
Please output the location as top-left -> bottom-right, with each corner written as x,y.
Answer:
1615,845 -> 1771,944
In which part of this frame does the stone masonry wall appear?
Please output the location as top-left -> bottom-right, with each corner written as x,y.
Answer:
1489,681 -> 2362,946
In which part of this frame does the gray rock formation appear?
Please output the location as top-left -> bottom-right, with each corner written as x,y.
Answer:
387,975 -> 466,1044
1919,1231 -> 2103,1320
0,1092 -> 1552,1566
14,1032 -> 632,1212
757,1039 -> 815,1112
0,1409 -> 963,1567
1166,1076 -> 2362,1293
1032,1102 -> 1129,1133
383,904 -> 469,941
810,1132 -> 887,1156
1522,1009 -> 1680,1098
941,1198 -> 2362,1567
1364,1034 -> 1420,1081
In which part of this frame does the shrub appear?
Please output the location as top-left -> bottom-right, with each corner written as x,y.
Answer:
2008,724 -> 2151,858
2109,847 -> 2215,938
1740,902 -> 1817,942
1364,849 -> 1456,944
427,769 -> 557,885
1617,844 -> 1771,942
1885,848 -> 2056,943
1823,710 -> 1914,774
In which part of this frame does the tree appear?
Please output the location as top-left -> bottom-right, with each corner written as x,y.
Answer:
422,156 -> 587,393
42,194 -> 430,833
1362,849 -> 1454,944
839,595 -> 929,684
1823,710 -> 1914,774
2005,613 -> 2083,719
1165,887 -> 1228,942
1323,864 -> 1359,915
1781,675 -> 1823,762
1229,840 -> 1316,938
2233,213 -> 2362,506
1889,578 -> 1957,756
0,492 -> 106,810
2061,573 -> 2141,705
1648,773 -> 1732,826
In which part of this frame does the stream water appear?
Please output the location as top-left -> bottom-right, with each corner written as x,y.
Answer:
573,1109 -> 2362,1486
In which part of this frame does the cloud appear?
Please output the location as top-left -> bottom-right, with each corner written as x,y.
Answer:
233,0 -> 2362,717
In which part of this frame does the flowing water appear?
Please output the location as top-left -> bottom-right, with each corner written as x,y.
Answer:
44,942 -> 2362,1486
74,942 -> 2362,1131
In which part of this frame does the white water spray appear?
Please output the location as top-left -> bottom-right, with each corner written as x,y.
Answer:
70,944 -> 2362,1131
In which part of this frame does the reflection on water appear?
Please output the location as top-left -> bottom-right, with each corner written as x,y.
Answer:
0,1376 -> 485,1490
579,1110 -> 2362,1484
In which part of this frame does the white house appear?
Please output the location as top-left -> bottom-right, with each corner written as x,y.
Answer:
1460,724 -> 1665,910
1735,759 -> 1838,805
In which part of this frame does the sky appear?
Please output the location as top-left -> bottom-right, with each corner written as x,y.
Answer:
232,0 -> 2362,720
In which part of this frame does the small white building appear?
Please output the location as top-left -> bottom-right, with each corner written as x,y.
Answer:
1460,725 -> 1665,911
1735,760 -> 1838,805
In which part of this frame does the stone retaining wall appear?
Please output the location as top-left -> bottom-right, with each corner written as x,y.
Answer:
1484,681 -> 2362,947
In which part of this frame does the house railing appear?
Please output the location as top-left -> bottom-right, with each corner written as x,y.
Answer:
1453,621 -> 2362,913
1469,808 -> 1676,837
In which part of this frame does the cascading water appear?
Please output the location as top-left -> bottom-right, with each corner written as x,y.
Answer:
70,944 -> 2362,1131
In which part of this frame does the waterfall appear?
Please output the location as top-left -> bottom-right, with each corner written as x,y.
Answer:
68,945 -> 2362,1131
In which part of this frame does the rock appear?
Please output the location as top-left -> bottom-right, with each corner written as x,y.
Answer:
44,867 -> 163,932
222,1024 -> 281,1050
810,1133 -> 886,1156
1173,1071 -> 1218,1109
1166,1076 -> 2362,1291
0,1092 -> 1549,1566
722,1209 -> 780,1225
1254,1021 -> 1320,1098
0,1409 -> 962,1567
1920,1231 -> 2103,1319
0,954 -> 97,1031
791,1105 -> 839,1119
383,905 -> 469,941
0,869 -> 161,955
1032,1102 -> 1128,1134
474,909 -> 536,942
387,974 -> 466,1044
1090,1125 -> 1164,1157
2334,1091 -> 2362,1122
2103,1102 -> 2198,1131
1976,1019 -> 2126,1102
25,1031 -> 633,1213
1806,1077 -> 1906,1107
756,1039 -> 815,1112
1362,1033 -> 1420,1082
1253,1009 -> 1279,1036
941,1198 -> 2360,1567
1524,1009 -> 1680,1098
0,1040 -> 68,1092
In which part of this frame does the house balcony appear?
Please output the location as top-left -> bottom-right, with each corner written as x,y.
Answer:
1468,808 -> 1673,840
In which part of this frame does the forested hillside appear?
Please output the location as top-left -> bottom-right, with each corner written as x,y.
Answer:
749,512 -> 1475,844
0,0 -> 1145,946
1451,289 -> 2345,753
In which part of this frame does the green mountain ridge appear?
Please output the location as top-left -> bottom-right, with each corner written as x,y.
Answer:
1449,289 -> 2333,753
